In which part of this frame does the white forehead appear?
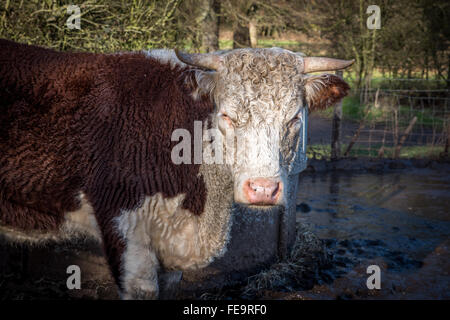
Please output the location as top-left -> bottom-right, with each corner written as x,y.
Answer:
216,48 -> 306,122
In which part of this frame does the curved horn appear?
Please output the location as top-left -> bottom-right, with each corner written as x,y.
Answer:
303,57 -> 355,73
175,49 -> 222,70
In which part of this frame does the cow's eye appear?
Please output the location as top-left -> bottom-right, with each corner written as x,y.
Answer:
288,112 -> 302,128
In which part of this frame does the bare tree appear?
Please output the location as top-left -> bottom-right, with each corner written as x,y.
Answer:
223,0 -> 300,49
199,0 -> 220,52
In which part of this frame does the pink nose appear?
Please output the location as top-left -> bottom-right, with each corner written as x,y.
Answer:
243,178 -> 282,205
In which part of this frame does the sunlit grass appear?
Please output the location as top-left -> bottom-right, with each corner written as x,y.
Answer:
219,39 -> 233,50
314,95 -> 445,129
257,39 -> 302,47
219,38 -> 312,51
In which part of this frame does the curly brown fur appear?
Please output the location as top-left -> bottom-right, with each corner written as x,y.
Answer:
0,39 -> 212,287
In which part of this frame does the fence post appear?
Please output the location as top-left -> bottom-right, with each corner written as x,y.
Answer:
331,70 -> 343,160
444,119 -> 450,158
394,116 -> 418,158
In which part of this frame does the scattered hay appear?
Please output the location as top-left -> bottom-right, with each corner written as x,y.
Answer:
241,224 -> 330,298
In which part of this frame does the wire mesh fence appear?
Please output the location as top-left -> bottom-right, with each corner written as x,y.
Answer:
308,85 -> 450,160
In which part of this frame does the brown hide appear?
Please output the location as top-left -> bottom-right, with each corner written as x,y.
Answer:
0,39 -> 212,286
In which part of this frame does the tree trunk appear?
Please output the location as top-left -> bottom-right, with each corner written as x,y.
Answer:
331,70 -> 344,160
200,0 -> 220,52
394,117 -> 418,158
233,21 -> 250,48
447,53 -> 450,89
249,19 -> 257,48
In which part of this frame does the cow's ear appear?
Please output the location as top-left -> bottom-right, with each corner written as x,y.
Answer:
192,70 -> 217,100
303,74 -> 350,111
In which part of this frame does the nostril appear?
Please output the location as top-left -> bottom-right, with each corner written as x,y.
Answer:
271,183 -> 280,198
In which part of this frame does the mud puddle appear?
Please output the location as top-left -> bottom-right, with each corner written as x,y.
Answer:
291,167 -> 450,299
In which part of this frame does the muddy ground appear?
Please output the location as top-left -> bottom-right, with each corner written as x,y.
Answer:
0,159 -> 449,300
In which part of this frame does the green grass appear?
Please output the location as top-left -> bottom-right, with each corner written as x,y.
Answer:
219,39 -> 233,50
257,39 -> 302,47
315,95 -> 366,120
314,94 -> 445,130
307,144 -> 445,160
344,71 -> 446,90
219,39 -> 307,50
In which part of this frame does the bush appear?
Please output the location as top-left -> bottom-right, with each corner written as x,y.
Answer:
0,0 -> 189,53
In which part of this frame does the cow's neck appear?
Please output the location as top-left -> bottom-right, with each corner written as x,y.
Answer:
115,162 -> 233,271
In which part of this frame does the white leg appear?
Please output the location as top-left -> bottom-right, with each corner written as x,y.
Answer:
120,240 -> 160,300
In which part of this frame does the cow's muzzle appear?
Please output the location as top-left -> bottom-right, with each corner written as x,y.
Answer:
241,177 -> 283,205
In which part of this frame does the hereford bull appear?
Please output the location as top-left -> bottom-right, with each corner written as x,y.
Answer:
0,39 -> 353,299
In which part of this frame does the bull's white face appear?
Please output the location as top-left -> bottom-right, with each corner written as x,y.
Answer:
180,47 -> 351,207
212,49 -> 306,206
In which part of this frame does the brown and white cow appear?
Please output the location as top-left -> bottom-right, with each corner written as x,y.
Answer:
0,39 -> 352,299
